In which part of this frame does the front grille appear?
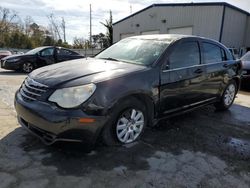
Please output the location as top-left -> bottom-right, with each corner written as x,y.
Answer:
20,77 -> 48,101
20,117 -> 57,144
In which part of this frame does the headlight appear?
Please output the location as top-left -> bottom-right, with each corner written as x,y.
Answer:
7,58 -> 20,62
48,83 -> 96,108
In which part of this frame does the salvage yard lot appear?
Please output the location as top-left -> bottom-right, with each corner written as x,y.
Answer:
0,67 -> 249,188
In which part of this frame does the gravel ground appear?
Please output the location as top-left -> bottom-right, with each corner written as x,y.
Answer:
0,68 -> 250,188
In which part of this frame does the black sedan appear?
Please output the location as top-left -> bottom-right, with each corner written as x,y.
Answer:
15,35 -> 241,146
1,46 -> 84,73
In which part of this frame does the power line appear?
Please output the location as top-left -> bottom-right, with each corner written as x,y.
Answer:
90,4 -> 92,46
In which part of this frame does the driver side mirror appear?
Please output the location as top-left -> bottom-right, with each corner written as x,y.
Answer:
162,62 -> 170,71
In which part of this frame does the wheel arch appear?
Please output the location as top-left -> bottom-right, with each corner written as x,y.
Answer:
108,93 -> 156,127
21,60 -> 36,73
232,76 -> 241,92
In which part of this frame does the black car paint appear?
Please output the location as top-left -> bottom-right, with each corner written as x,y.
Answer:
1,46 -> 83,71
241,52 -> 250,84
14,36 -> 242,145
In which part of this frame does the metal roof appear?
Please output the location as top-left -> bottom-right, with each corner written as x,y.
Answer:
113,2 -> 250,25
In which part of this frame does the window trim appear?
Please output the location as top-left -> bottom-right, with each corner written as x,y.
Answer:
202,42 -> 226,64
167,41 -> 201,70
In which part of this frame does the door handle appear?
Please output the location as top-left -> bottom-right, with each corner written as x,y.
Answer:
194,68 -> 203,74
223,63 -> 229,68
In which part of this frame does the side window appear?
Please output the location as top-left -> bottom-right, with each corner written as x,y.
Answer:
57,49 -> 74,56
203,42 -> 224,64
40,48 -> 54,56
169,42 -> 200,69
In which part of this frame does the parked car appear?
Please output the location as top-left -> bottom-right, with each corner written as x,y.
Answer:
11,50 -> 25,55
228,48 -> 239,59
15,35 -> 241,146
0,50 -> 12,60
241,51 -> 250,86
1,46 -> 84,73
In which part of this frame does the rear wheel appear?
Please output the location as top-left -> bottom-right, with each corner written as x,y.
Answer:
102,97 -> 147,146
215,80 -> 237,111
22,62 -> 34,73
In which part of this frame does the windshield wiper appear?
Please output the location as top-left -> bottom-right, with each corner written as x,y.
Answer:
100,57 -> 119,61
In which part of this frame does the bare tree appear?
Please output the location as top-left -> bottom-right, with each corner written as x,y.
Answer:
73,37 -> 87,49
0,7 -> 19,45
100,10 -> 113,46
24,16 -> 33,36
47,13 -> 61,41
0,7 -> 18,32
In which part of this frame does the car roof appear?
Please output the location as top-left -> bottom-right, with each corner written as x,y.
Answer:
127,34 -> 226,48
127,34 -> 214,42
128,34 -> 192,40
34,46 -> 71,50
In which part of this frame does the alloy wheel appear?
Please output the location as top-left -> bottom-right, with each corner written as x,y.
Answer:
116,108 -> 144,144
23,63 -> 33,73
224,83 -> 236,106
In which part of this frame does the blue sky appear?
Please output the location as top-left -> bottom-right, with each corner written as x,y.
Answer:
1,0 -> 249,44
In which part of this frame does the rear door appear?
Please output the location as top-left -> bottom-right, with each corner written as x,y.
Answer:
201,41 -> 230,99
160,39 -> 207,115
56,48 -> 80,62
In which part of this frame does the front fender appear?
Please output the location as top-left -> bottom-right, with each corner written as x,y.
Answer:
82,68 -> 160,116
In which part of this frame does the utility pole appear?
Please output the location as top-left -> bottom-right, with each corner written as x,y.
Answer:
90,4 -> 92,48
61,17 -> 66,43
130,5 -> 132,14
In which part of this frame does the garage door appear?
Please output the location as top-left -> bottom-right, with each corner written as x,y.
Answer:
141,30 -> 160,35
168,27 -> 193,35
120,33 -> 135,39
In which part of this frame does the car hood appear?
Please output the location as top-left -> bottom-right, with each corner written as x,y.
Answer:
2,54 -> 34,60
242,60 -> 250,70
29,58 -> 146,87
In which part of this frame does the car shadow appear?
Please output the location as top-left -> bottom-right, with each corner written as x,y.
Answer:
0,70 -> 27,76
1,104 -> 250,177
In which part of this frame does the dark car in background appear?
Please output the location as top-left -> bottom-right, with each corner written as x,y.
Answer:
241,51 -> 250,87
1,46 -> 84,73
0,50 -> 12,59
15,35 -> 241,146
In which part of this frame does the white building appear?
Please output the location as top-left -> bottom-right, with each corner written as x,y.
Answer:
113,2 -> 250,51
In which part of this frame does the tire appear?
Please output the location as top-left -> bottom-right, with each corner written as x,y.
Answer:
22,62 -> 34,73
101,97 -> 147,146
215,80 -> 237,111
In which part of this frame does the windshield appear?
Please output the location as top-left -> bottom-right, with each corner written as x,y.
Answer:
26,47 -> 46,55
95,38 -> 170,65
241,51 -> 250,61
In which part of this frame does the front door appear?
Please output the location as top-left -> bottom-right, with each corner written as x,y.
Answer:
160,40 -> 206,115
38,47 -> 55,67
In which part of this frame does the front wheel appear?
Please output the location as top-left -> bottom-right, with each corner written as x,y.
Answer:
116,108 -> 145,144
101,97 -> 147,146
215,80 -> 237,111
22,62 -> 34,73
